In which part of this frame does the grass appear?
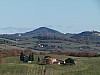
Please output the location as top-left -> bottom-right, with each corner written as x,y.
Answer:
0,54 -> 100,75
0,38 -> 18,43
0,45 -> 23,50
8,37 -> 100,53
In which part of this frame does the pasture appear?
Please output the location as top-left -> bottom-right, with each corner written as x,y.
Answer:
0,54 -> 100,75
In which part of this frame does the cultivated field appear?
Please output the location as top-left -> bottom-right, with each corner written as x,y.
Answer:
0,54 -> 100,75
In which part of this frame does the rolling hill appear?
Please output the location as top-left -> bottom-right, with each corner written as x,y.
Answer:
0,27 -> 65,40
0,27 -> 100,53
72,31 -> 100,42
21,27 -> 64,36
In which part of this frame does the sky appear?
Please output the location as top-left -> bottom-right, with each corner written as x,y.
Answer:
0,0 -> 100,34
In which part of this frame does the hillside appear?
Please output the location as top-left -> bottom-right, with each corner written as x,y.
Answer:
0,55 -> 100,75
72,31 -> 100,42
0,27 -> 65,40
21,27 -> 64,37
0,28 -> 100,53
0,38 -> 25,51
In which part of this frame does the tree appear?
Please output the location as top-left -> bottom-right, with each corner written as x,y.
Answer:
65,58 -> 75,65
29,54 -> 32,61
32,52 -> 34,61
29,52 -> 34,61
38,57 -> 40,62
20,52 -> 24,61
44,56 -> 51,59
0,58 -> 2,64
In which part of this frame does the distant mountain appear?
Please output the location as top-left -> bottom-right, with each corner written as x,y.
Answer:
72,31 -> 100,42
0,27 -> 65,40
1,27 -> 100,42
21,27 -> 64,37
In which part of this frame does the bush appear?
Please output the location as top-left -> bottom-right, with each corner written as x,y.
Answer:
44,56 -> 51,59
65,58 -> 75,65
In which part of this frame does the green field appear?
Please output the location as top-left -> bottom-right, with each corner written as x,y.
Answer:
0,54 -> 100,75
0,45 -> 24,50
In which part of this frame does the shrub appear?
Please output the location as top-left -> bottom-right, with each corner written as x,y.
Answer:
65,58 -> 75,65
20,52 -> 24,61
44,56 -> 51,59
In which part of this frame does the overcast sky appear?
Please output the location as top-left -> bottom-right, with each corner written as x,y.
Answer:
0,0 -> 100,34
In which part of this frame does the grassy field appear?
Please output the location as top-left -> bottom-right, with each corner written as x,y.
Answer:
0,44 -> 24,50
0,54 -> 100,75
14,38 -> 100,53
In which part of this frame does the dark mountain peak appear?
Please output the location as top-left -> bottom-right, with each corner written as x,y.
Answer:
22,27 -> 64,36
33,27 -> 56,32
37,27 -> 49,29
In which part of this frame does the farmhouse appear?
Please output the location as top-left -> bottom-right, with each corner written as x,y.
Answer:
45,58 -> 56,64
43,56 -> 65,65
